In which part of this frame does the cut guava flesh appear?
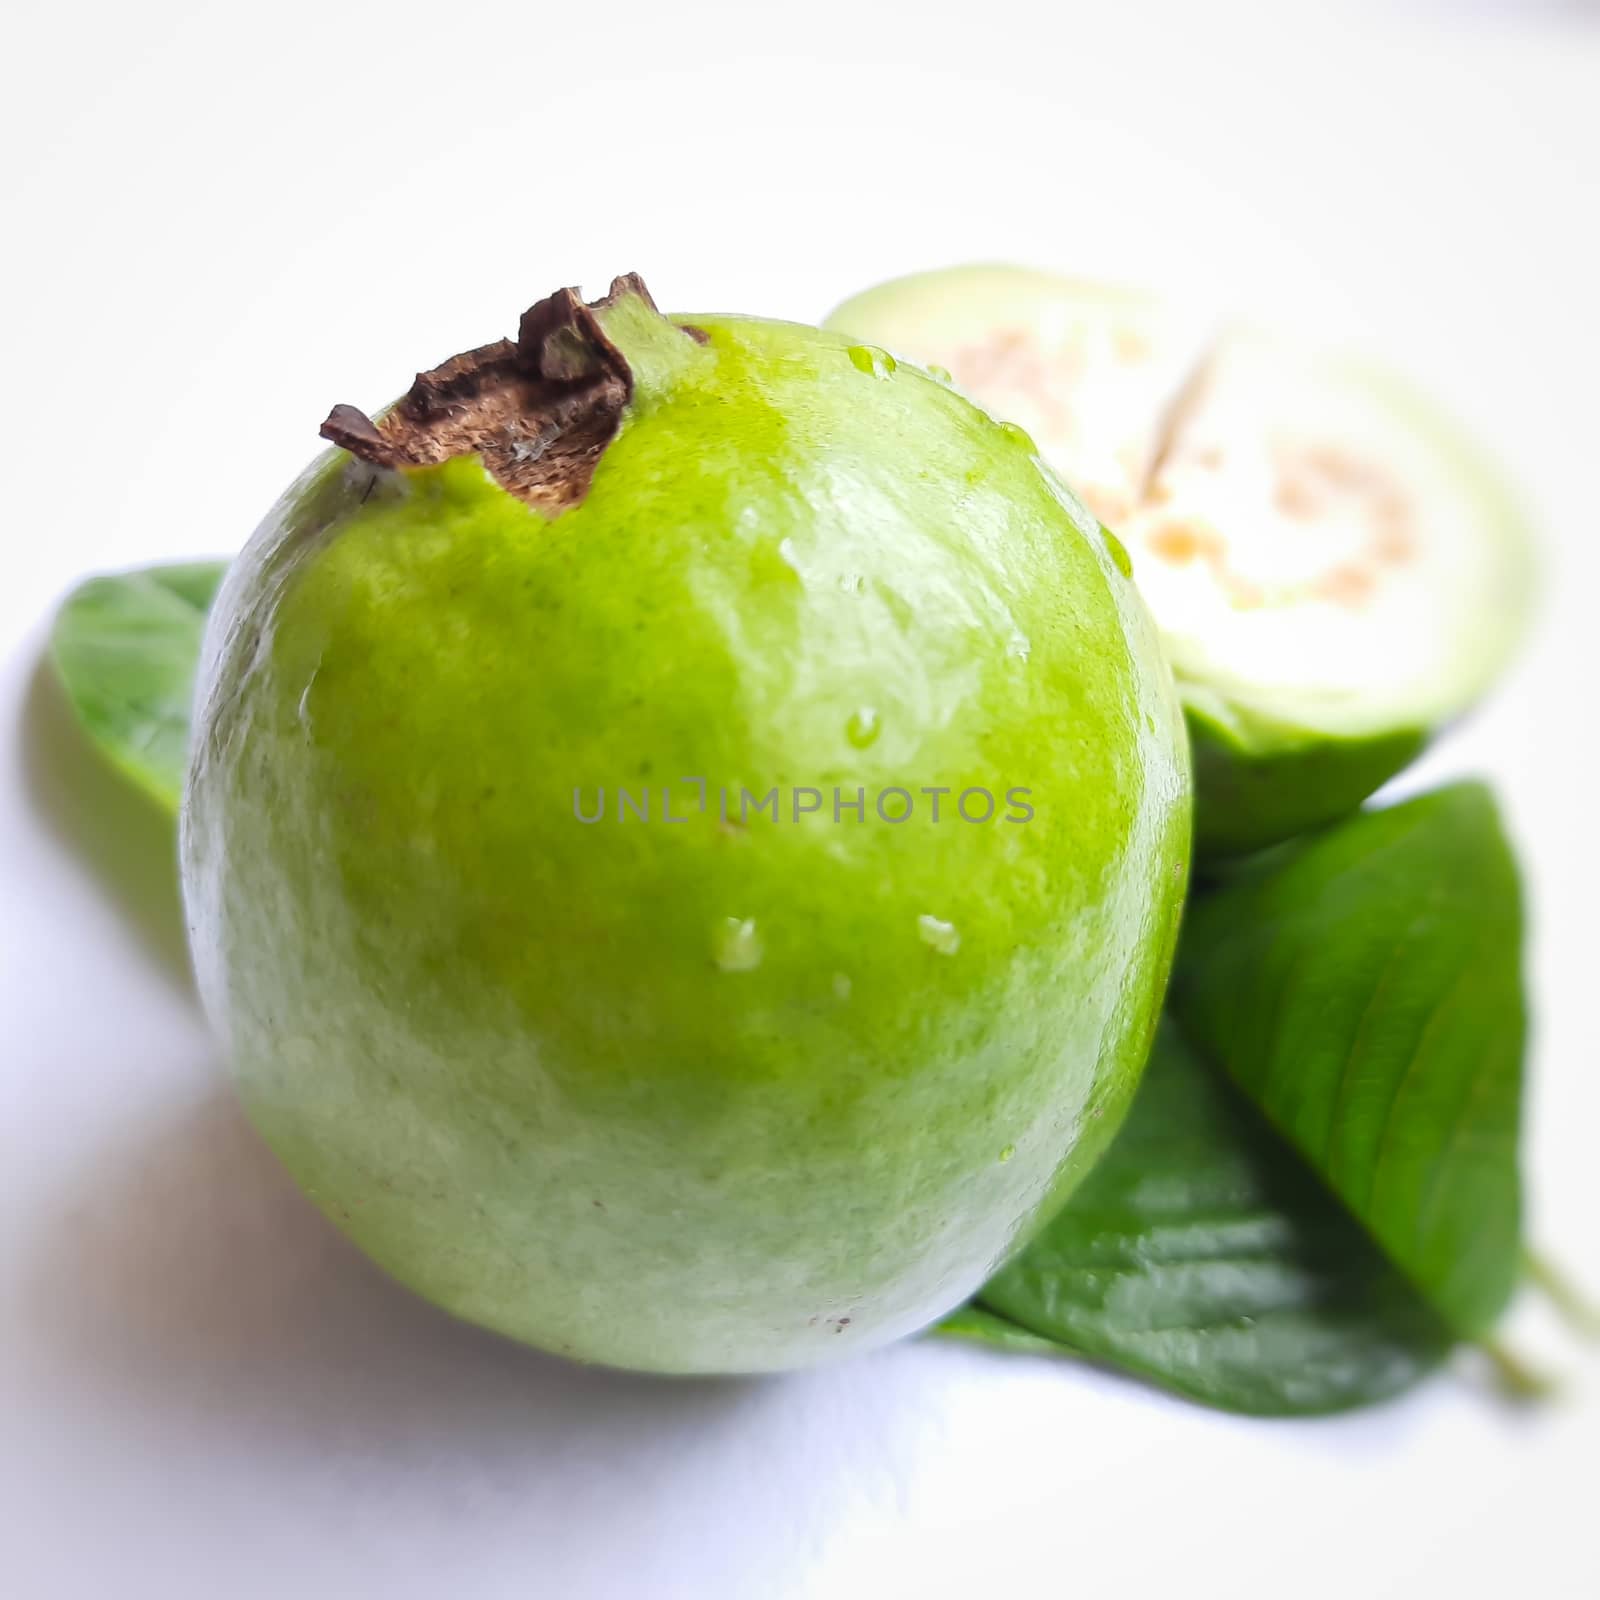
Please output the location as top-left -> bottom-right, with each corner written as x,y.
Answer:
827,268 -> 1533,853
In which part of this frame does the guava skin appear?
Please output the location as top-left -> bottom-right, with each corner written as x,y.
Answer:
182,293 -> 1191,1374
1186,713 -> 1429,858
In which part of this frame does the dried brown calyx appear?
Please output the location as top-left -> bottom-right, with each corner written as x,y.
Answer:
321,273 -> 684,515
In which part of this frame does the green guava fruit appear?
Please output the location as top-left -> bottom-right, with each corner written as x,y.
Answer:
826,267 -> 1534,855
181,276 -> 1191,1374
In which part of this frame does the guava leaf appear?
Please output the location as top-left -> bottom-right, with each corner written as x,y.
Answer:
936,1303 -> 1072,1358
1171,781 -> 1526,1338
48,561 -> 228,813
974,1021 -> 1454,1414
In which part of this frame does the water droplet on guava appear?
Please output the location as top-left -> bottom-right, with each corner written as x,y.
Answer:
999,1143 -> 1015,1164
927,363 -> 954,384
1007,632 -> 1031,663
1101,526 -> 1134,578
713,917 -> 763,972
839,571 -> 865,595
847,344 -> 897,379
846,707 -> 881,748
998,420 -> 1038,454
917,914 -> 961,956
751,537 -> 802,588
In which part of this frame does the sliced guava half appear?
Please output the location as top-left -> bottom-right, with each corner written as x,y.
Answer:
826,268 -> 1534,854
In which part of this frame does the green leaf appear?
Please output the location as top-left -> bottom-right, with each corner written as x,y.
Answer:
48,562 -> 228,813
935,1303 -> 1073,1358
976,1021 -> 1454,1414
1171,782 -> 1525,1338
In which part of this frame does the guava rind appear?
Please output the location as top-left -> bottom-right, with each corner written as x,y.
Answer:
1186,710 -> 1428,858
181,294 -> 1191,1373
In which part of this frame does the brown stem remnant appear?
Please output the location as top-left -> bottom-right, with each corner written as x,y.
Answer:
321,273 -> 672,515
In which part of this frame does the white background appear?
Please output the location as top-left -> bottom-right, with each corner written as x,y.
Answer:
2,2 -> 1597,1596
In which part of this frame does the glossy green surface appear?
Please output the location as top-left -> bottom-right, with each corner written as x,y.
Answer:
50,561 -> 229,811
937,1303 -> 1068,1359
181,298 -> 1191,1373
1188,710 -> 1427,858
975,1020 -> 1453,1414
1173,783 -> 1525,1337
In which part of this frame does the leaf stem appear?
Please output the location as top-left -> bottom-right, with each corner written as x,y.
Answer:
1523,1248 -> 1600,1341
1475,1338 -> 1559,1404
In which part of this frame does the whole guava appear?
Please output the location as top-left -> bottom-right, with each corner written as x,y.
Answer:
181,276 -> 1191,1373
